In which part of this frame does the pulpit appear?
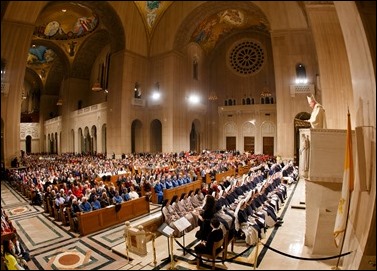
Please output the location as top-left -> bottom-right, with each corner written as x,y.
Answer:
124,222 -> 147,256
300,128 -> 355,255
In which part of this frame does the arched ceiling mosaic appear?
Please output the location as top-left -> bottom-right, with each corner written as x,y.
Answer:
190,8 -> 268,53
25,1 -> 124,96
134,1 -> 173,38
174,1 -> 270,55
17,1 -> 272,102
34,2 -> 99,40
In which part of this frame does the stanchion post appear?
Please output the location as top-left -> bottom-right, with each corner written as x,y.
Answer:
151,233 -> 157,267
253,238 -> 260,270
124,221 -> 131,264
169,235 -> 175,270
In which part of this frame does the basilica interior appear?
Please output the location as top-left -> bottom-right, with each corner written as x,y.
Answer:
1,1 -> 376,270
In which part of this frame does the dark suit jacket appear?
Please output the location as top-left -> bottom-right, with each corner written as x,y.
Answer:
195,228 -> 224,255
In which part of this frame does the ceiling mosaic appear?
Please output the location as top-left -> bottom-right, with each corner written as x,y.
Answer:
21,2 -> 271,102
190,9 -> 268,53
134,1 -> 173,37
33,2 -> 99,40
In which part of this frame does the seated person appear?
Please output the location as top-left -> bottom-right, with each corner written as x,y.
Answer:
112,191 -> 123,204
128,186 -> 139,200
79,197 -> 92,213
188,217 -> 224,264
31,188 -> 43,206
154,178 -> 164,204
195,217 -> 223,253
121,188 -> 131,202
91,195 -> 101,210
99,191 -> 111,208
3,239 -> 26,270
11,233 -> 30,263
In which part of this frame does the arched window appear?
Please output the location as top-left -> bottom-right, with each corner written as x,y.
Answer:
246,98 -> 251,105
193,59 -> 198,80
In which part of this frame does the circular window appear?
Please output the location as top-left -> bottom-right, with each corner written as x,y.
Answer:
227,40 -> 265,76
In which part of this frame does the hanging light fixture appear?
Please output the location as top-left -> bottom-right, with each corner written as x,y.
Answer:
91,82 -> 102,92
260,86 -> 272,98
92,64 -> 103,92
21,87 -> 27,100
208,90 -> 218,101
56,98 -> 63,106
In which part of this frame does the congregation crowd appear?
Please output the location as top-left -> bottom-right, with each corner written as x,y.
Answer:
161,160 -> 297,253
1,150 -> 298,269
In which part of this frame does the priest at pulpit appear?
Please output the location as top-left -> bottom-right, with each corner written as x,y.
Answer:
306,95 -> 327,129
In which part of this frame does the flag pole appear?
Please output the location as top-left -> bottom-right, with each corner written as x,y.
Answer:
332,192 -> 352,270
332,109 -> 353,270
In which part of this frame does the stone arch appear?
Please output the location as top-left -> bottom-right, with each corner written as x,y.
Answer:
131,119 -> 143,153
190,119 -> 201,153
150,119 -> 162,153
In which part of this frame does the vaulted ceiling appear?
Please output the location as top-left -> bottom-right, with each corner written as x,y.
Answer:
21,1 -> 272,99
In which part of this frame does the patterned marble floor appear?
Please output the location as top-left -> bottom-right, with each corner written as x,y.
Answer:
1,180 -> 339,270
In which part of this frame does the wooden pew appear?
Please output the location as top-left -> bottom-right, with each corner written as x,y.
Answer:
66,207 -> 76,232
215,168 -> 235,182
43,196 -> 49,213
238,164 -> 251,176
205,173 -> 213,184
52,203 -> 60,221
204,168 -> 236,185
162,180 -> 202,203
60,205 -> 69,226
140,185 -> 157,204
76,196 -> 150,236
47,198 -> 55,217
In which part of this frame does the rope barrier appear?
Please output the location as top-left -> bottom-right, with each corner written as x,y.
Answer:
173,238 -> 353,265
174,238 -> 255,264
259,241 -> 352,261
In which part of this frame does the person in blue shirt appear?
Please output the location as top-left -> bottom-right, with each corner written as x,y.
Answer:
165,177 -> 173,189
160,178 -> 167,190
179,174 -> 187,185
177,174 -> 184,186
79,197 -> 92,213
122,188 -> 130,201
112,191 -> 123,204
154,179 -> 164,204
91,195 -> 101,210
184,173 -> 192,183
172,175 -> 179,187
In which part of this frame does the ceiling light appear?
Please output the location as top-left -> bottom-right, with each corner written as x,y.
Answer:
152,91 -> 160,100
188,94 -> 200,104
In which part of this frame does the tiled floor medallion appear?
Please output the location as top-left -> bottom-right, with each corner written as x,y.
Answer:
49,250 -> 91,269
9,206 -> 29,215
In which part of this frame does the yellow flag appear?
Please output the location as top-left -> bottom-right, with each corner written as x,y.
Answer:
333,111 -> 354,247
